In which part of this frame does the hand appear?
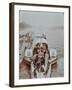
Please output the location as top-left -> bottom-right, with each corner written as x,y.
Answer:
32,54 -> 38,60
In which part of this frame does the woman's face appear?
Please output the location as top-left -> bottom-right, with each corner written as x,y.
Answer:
36,43 -> 47,51
35,43 -> 48,58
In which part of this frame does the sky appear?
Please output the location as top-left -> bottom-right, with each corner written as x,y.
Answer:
19,10 -> 64,49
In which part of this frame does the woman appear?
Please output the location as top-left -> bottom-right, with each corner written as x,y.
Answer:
32,41 -> 50,78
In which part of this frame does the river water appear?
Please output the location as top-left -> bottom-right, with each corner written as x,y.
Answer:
51,57 -> 64,77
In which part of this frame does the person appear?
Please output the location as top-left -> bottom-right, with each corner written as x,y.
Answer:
32,42 -> 50,78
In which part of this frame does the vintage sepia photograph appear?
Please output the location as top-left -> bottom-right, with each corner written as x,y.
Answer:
9,3 -> 70,87
19,11 -> 64,79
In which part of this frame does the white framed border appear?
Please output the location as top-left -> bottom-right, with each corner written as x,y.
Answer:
12,3 -> 70,86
